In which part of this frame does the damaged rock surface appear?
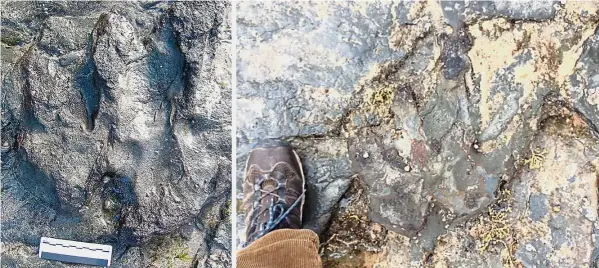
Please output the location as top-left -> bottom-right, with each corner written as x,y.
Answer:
236,1 -> 599,267
1,1 -> 231,267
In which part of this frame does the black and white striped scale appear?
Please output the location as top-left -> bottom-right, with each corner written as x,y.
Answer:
38,237 -> 112,267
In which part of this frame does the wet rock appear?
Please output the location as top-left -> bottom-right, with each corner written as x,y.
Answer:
348,129 -> 428,236
100,176 -> 140,229
236,1 -> 406,239
236,1 -> 406,140
439,29 -> 472,80
569,26 -> 599,133
441,1 -> 559,29
508,120 -> 599,267
1,1 -> 231,266
321,179 -> 388,266
529,193 -> 548,222
492,1 -> 559,21
236,2 -> 599,268
291,138 -> 353,234
428,229 -> 504,268
516,239 -> 552,268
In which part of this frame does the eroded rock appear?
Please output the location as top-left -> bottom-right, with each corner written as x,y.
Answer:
236,1 -> 599,267
1,1 -> 231,267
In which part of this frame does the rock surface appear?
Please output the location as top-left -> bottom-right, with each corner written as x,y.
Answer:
1,1 -> 231,267
236,1 -> 599,267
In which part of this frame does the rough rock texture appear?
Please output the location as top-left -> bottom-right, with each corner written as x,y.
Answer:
1,1 -> 231,267
236,1 -> 599,267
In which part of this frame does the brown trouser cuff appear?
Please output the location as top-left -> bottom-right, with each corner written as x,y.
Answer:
237,229 -> 322,268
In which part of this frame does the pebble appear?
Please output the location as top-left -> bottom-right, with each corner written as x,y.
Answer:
99,217 -> 108,227
404,165 -> 411,172
553,206 -> 561,213
363,152 -> 369,158
526,244 -> 537,252
103,199 -> 113,210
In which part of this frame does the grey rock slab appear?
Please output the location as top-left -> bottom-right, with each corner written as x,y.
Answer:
235,1 -> 564,246
236,1 -> 410,240
236,1 -> 407,140
529,193 -> 548,222
1,1 -> 231,266
428,229 -> 504,268
290,138 -> 353,234
348,44 -> 544,239
570,26 -> 599,134
441,0 -> 559,29
510,129 -> 599,268
348,128 -> 428,236
516,239 -> 553,268
238,2 -> 599,267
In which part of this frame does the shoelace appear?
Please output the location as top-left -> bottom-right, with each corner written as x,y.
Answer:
245,173 -> 305,246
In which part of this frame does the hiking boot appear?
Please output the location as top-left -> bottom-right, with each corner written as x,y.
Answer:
242,141 -> 306,245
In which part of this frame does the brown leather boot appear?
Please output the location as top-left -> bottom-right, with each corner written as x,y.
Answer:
242,141 -> 306,245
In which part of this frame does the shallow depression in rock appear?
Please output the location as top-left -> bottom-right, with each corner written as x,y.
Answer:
1,1 -> 232,267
